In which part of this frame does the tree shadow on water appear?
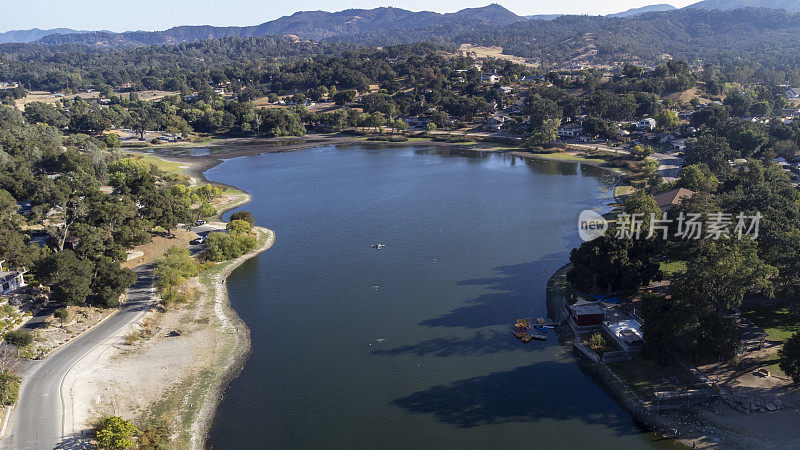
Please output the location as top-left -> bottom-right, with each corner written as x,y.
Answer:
393,362 -> 635,436
371,329 -> 548,357
419,254 -> 567,329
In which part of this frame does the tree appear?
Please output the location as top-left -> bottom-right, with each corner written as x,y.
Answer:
672,238 -> 776,313
629,145 -> 654,161
154,247 -> 198,301
333,90 -> 356,106
679,163 -> 719,192
37,250 -> 94,306
567,235 -> 661,294
779,331 -> 800,383
229,211 -> 254,226
95,416 -> 140,450
655,109 -> 679,130
425,122 -> 437,132
53,308 -> 69,328
3,330 -> 33,348
226,219 -> 251,235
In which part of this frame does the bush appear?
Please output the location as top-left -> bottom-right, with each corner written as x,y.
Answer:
3,329 -> 33,348
226,219 -> 252,234
0,369 -> 20,405
586,332 -> 610,354
202,232 -> 256,262
780,331 -> 800,383
95,416 -> 140,450
154,247 -> 198,300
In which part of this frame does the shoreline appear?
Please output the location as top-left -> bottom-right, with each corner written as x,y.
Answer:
131,133 -> 629,189
191,226 -> 275,447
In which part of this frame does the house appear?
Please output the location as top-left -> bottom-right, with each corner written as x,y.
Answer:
785,87 -> 800,99
558,124 -> 583,138
0,260 -> 27,294
482,74 -> 501,84
568,298 -> 605,328
653,188 -> 695,210
499,86 -> 513,94
670,139 -> 687,153
484,115 -> 505,132
637,118 -> 656,131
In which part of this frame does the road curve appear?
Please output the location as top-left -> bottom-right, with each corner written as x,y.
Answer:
1,263 -> 156,450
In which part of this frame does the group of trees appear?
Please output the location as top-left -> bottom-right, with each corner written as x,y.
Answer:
0,107 -> 225,311
568,109 -> 800,364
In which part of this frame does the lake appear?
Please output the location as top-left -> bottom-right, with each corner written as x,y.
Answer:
205,145 -> 660,448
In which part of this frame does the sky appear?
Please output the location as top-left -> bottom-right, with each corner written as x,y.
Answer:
0,0 -> 699,33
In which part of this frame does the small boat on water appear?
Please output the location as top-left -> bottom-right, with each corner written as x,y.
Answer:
371,244 -> 387,250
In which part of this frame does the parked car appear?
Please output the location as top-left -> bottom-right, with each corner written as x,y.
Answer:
194,219 -> 206,226
191,235 -> 206,245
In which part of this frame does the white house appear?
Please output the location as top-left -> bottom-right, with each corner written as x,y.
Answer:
482,73 -> 501,84
785,87 -> 800,99
558,124 -> 583,138
637,118 -> 656,131
0,261 -> 26,294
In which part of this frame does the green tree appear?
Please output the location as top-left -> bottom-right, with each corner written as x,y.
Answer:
229,211 -> 254,226
53,308 -> 69,328
655,109 -> 679,130
3,330 -> 33,348
37,250 -> 94,306
153,247 -> 197,303
779,331 -> 800,383
679,163 -> 719,192
226,219 -> 251,235
95,416 -> 140,450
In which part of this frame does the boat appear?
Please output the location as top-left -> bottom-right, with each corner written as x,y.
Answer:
370,244 -> 387,250
531,333 -> 547,341
521,333 -> 532,343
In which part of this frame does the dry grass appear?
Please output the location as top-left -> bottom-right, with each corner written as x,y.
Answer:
457,44 -> 538,67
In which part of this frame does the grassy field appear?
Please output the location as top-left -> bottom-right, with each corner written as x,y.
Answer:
137,155 -> 186,175
659,260 -> 687,277
742,306 -> 800,342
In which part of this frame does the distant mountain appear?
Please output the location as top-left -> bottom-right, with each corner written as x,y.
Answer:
0,28 -> 93,44
524,14 -> 563,21
686,0 -> 800,12
36,4 -> 524,47
608,4 -> 677,17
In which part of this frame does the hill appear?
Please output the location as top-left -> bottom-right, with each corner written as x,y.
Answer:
36,4 -> 523,47
0,28 -> 91,44
608,4 -> 677,16
687,0 -> 800,12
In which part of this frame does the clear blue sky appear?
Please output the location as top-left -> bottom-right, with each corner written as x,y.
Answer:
1,0 -> 696,33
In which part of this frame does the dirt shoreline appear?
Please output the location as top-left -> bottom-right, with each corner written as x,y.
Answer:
191,226 -> 275,447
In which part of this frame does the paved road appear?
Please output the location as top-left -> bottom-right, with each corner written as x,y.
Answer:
2,224 -> 222,449
2,263 -> 156,449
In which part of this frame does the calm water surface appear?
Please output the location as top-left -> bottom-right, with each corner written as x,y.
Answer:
205,145 -> 660,448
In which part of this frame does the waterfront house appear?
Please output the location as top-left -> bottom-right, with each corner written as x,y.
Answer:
567,298 -> 605,328
0,261 -> 27,294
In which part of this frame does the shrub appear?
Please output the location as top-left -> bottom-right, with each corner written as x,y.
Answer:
3,329 -> 33,348
226,219 -> 252,235
95,416 -> 140,450
0,369 -> 20,405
